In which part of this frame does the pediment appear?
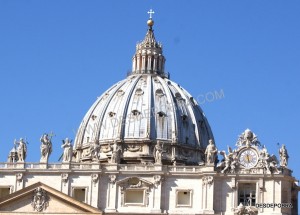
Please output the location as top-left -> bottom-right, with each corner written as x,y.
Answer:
116,177 -> 153,188
0,182 -> 102,214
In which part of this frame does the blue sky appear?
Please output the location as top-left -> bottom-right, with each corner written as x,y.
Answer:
0,0 -> 300,198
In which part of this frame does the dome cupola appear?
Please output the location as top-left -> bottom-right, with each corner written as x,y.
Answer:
74,12 -> 214,165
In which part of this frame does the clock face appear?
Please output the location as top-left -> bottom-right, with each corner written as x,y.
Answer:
239,149 -> 258,169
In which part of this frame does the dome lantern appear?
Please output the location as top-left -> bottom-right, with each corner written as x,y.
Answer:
131,10 -> 167,78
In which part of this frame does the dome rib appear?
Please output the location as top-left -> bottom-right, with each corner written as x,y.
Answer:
146,75 -> 153,139
156,76 -> 178,143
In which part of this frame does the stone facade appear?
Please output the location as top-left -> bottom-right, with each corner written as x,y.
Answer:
0,160 -> 298,214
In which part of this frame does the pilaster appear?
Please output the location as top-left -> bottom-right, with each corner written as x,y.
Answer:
105,174 -> 117,212
151,175 -> 163,213
90,173 -> 100,208
202,175 -> 215,214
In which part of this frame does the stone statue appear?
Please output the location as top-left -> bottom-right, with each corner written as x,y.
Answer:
259,148 -> 279,174
14,138 -> 27,162
236,129 -> 260,148
90,142 -> 100,161
233,203 -> 258,215
40,133 -> 53,162
154,141 -> 164,164
234,203 -> 246,215
111,140 -> 121,164
61,138 -> 72,162
218,146 -> 237,174
279,144 -> 289,167
205,139 -> 218,165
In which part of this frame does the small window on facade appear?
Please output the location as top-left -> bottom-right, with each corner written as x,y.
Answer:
0,187 -> 11,198
125,189 -> 144,205
73,187 -> 86,203
176,189 -> 192,207
238,183 -> 256,206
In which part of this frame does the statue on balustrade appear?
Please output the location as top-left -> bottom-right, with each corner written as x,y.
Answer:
40,133 -> 53,163
279,144 -> 289,167
14,138 -> 27,162
61,138 -> 72,162
205,139 -> 218,165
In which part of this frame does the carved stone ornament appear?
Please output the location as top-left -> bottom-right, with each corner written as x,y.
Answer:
217,129 -> 282,175
153,175 -> 163,187
16,173 -> 23,182
91,174 -> 99,183
202,176 -> 214,187
217,146 -> 238,174
31,187 -> 49,212
109,175 -> 117,184
61,173 -> 68,183
125,144 -> 142,152
236,129 -> 261,148
233,203 -> 258,215
257,146 -> 279,174
101,145 -> 112,153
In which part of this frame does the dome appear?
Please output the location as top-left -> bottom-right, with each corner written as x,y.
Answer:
74,18 -> 214,165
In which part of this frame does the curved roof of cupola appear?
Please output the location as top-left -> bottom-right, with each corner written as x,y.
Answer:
74,14 -> 214,165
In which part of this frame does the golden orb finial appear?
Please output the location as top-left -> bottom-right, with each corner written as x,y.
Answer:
147,19 -> 154,27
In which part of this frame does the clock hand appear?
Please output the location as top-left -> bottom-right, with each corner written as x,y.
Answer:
247,155 -> 250,162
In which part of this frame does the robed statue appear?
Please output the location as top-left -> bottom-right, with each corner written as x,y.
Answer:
61,138 -> 72,162
40,133 -> 53,162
